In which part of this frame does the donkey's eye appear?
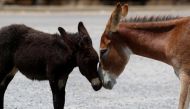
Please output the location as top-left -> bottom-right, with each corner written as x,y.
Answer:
100,48 -> 108,57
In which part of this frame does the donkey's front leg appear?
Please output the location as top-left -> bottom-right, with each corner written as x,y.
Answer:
178,72 -> 190,109
49,77 -> 68,109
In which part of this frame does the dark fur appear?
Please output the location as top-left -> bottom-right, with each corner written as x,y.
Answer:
0,23 -> 102,109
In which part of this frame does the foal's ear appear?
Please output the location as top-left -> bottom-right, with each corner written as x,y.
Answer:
109,3 -> 122,32
78,22 -> 89,37
58,27 -> 66,36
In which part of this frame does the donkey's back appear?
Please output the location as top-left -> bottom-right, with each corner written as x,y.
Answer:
0,24 -> 29,53
0,24 -> 70,80
0,24 -> 54,55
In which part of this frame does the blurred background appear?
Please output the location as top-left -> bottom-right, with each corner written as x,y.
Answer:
0,0 -> 189,109
0,0 -> 190,6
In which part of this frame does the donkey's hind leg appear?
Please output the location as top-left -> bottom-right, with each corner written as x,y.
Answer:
0,66 -> 17,109
178,72 -> 190,109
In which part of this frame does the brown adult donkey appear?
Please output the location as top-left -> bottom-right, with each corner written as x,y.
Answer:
98,2 -> 190,109
0,22 -> 102,109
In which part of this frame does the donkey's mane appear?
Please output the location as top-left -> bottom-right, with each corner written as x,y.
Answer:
67,32 -> 80,41
123,15 -> 180,23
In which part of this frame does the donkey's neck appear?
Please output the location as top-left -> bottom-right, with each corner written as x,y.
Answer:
118,22 -> 175,64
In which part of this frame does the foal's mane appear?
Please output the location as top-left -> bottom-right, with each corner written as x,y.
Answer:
122,15 -> 180,23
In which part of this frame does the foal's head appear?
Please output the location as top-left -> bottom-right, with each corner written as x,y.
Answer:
99,3 -> 130,89
58,22 -> 102,91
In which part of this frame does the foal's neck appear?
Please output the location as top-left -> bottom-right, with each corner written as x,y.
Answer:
118,21 -> 177,64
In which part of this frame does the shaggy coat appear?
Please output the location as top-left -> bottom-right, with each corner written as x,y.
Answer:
0,23 -> 102,109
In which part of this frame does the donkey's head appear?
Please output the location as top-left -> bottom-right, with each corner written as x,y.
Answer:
99,3 -> 130,89
76,22 -> 102,91
58,22 -> 102,91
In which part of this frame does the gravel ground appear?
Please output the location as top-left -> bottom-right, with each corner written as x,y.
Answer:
0,8 -> 189,109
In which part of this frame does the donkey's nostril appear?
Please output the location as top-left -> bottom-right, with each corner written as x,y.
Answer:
107,81 -> 112,88
103,80 -> 116,90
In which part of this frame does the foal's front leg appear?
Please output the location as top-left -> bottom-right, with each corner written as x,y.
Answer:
49,77 -> 68,109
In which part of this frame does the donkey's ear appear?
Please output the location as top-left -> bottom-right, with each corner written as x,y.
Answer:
121,3 -> 128,17
58,27 -> 66,36
78,22 -> 89,37
109,3 -> 122,32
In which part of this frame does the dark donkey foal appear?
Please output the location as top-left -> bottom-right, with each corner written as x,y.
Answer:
0,22 -> 102,109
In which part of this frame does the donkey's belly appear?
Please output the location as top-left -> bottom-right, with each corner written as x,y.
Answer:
16,61 -> 48,80
18,68 -> 47,80
14,46 -> 49,80
20,71 -> 47,80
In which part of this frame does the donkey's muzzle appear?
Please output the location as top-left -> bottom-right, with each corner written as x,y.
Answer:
91,78 -> 102,91
102,78 -> 116,89
98,64 -> 116,90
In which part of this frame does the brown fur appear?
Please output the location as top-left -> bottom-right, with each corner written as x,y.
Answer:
99,2 -> 190,109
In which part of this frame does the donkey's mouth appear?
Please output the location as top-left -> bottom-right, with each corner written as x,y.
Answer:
91,78 -> 102,91
102,78 -> 116,89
